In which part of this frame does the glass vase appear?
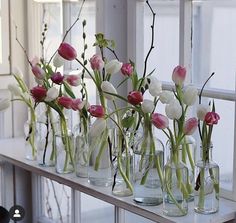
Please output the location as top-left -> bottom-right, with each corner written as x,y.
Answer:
165,137 -> 196,202
36,110 -> 56,167
194,144 -> 219,214
55,116 -> 74,174
24,120 -> 37,160
163,145 -> 188,216
112,130 -> 133,197
88,127 -> 114,187
133,129 -> 164,206
74,118 -> 90,178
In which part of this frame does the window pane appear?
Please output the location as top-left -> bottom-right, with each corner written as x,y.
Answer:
141,0 -> 179,81
192,0 -> 236,91
81,193 -> 114,223
42,177 -> 72,222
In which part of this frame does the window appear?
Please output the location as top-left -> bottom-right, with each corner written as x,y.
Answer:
135,0 -> 236,200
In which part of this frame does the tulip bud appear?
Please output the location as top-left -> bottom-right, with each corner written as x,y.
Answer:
53,53 -> 64,67
88,105 -> 105,118
105,59 -> 122,75
65,75 -> 80,87
159,91 -> 174,104
204,112 -> 220,125
51,72 -> 64,85
90,54 -> 104,70
183,117 -> 198,135
152,113 -> 169,129
101,81 -> 117,100
45,87 -> 59,102
196,104 -> 211,121
57,96 -> 73,109
127,91 -> 143,105
58,42 -> 77,61
172,65 -> 186,86
183,85 -> 198,106
78,100 -> 90,110
32,65 -> 45,80
141,99 -> 154,113
8,84 -> 21,96
121,63 -> 133,76
30,86 -> 47,102
165,100 -> 182,120
89,118 -> 107,138
0,98 -> 10,111
71,98 -> 82,111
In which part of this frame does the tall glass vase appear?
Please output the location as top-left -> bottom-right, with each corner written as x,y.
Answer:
133,127 -> 164,206
163,145 -> 188,216
112,131 -> 133,197
74,117 -> 90,178
24,119 -> 37,160
36,108 -> 56,167
88,127 -> 114,187
55,117 -> 74,174
194,143 -> 219,214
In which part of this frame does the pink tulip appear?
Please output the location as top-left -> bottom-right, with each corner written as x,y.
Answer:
65,75 -> 80,87
71,98 -> 82,111
90,54 -> 104,70
51,72 -> 64,85
152,113 -> 169,129
204,112 -> 220,126
32,65 -> 45,80
57,96 -> 73,109
183,117 -> 198,135
172,65 -> 186,86
88,105 -> 105,118
58,42 -> 77,61
121,63 -> 133,76
127,91 -> 143,105
30,86 -> 47,102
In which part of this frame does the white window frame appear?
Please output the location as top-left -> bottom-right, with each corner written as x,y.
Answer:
129,0 -> 236,201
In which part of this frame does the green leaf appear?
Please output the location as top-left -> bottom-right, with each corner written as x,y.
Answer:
121,116 -> 135,128
63,82 -> 76,99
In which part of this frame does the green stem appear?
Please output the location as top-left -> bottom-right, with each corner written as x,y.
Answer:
198,168 -> 205,209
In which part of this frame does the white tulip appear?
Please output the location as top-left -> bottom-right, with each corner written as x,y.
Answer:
8,84 -> 21,96
183,85 -> 198,106
45,87 -> 59,102
141,99 -> 154,113
149,80 -> 162,97
159,91 -> 174,104
197,104 -> 211,121
78,100 -> 90,110
53,53 -> 64,68
89,118 -> 107,138
0,98 -> 10,111
101,81 -> 117,100
165,100 -> 182,120
105,59 -> 122,75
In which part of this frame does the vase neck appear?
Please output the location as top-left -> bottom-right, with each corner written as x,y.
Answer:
200,144 -> 213,163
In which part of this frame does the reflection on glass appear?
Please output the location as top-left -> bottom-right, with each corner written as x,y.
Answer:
142,0 -> 179,81
81,193 -> 114,223
193,0 -> 236,91
43,178 -> 72,222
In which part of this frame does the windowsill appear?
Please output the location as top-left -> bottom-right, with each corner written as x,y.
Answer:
0,137 -> 236,223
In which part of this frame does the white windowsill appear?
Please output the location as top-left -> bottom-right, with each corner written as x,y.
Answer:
0,137 -> 236,223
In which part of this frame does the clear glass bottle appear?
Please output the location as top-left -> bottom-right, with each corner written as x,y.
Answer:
88,127 -> 114,187
55,116 -> 74,174
163,145 -> 188,216
133,127 -> 164,206
194,143 -> 219,214
24,120 -> 37,160
36,109 -> 56,166
74,118 -> 90,178
112,130 -> 133,197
